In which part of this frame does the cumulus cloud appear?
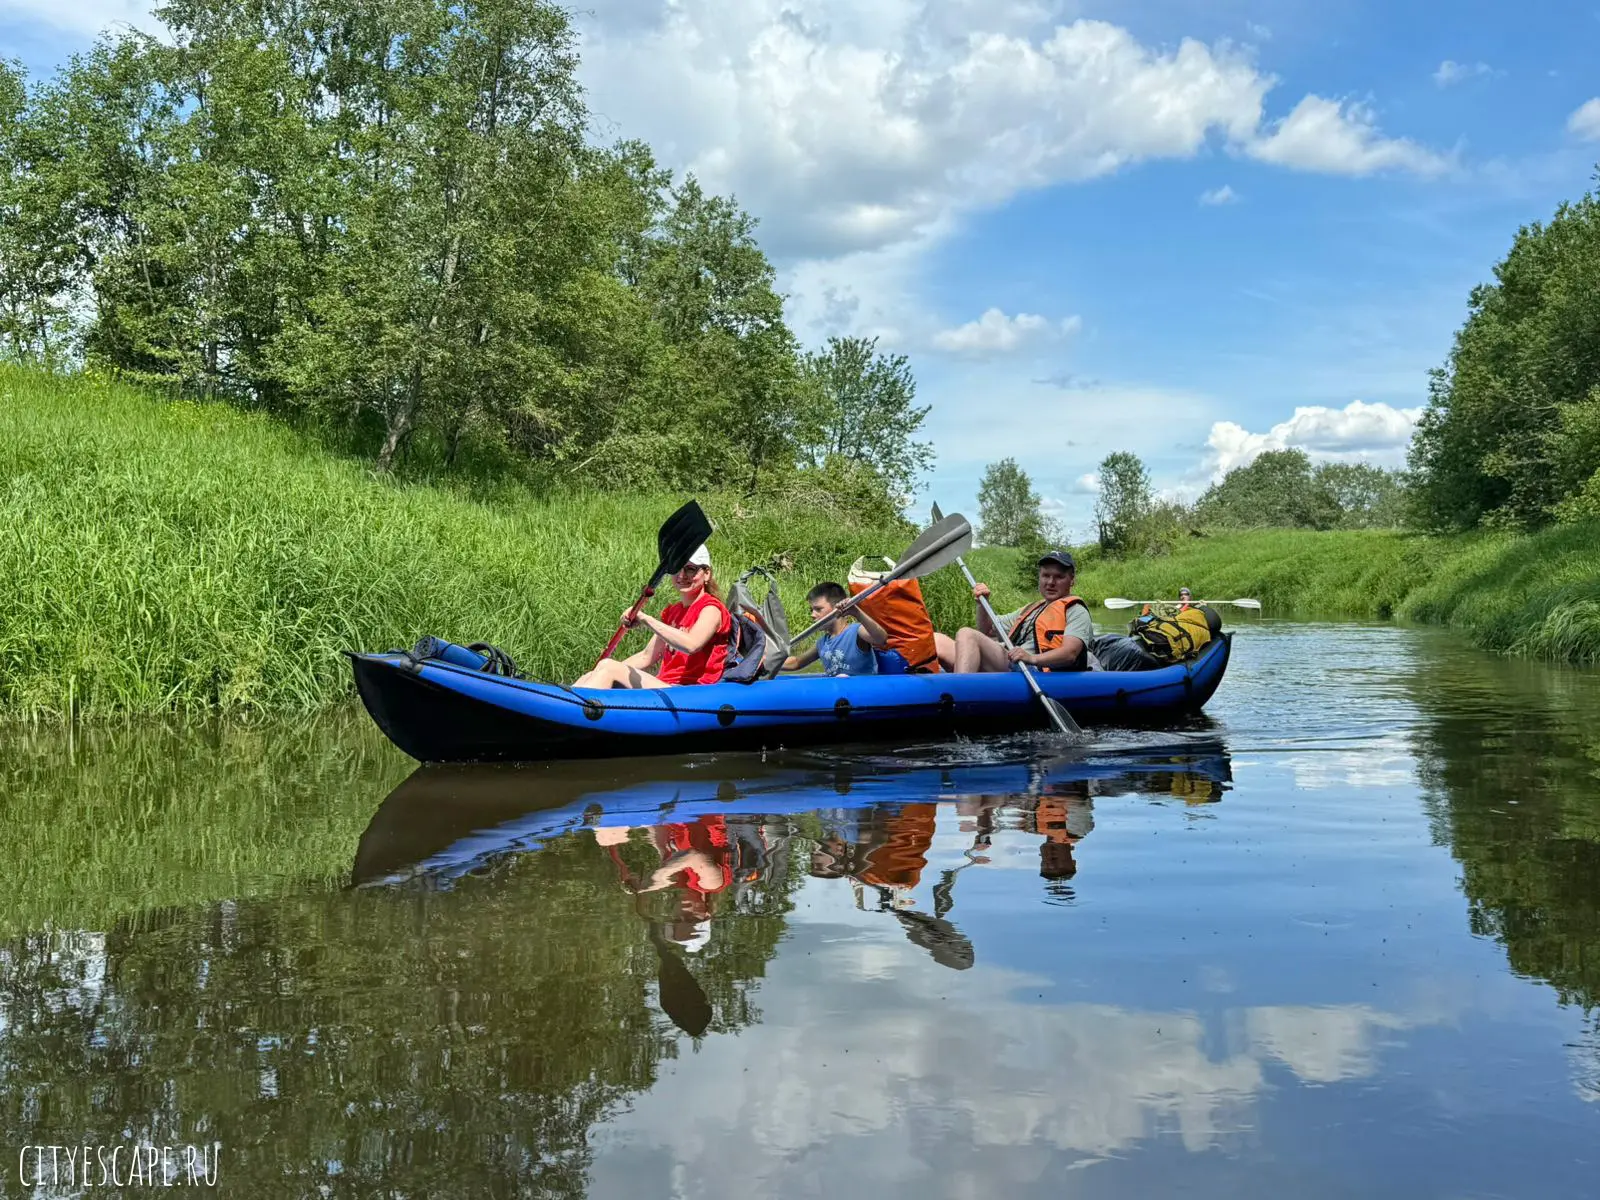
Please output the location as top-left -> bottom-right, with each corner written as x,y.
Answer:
1433,60 -> 1493,87
590,928 -> 1447,1196
574,2 -> 1448,265
1199,184 -> 1239,205
1074,473 -> 1100,493
931,309 -> 1080,357
1247,96 -> 1450,176
0,0 -> 157,36
1568,98 -> 1600,141
1202,399 -> 1423,479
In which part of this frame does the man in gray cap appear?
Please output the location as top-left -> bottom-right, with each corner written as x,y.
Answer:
948,548 -> 1095,673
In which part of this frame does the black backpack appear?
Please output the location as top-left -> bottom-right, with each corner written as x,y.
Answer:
722,611 -> 769,684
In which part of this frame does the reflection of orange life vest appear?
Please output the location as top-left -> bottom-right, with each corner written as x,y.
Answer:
847,567 -> 941,672
856,804 -> 937,889
1009,596 -> 1087,667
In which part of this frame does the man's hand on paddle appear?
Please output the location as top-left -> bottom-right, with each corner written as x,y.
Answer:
1007,647 -> 1034,664
971,582 -> 991,600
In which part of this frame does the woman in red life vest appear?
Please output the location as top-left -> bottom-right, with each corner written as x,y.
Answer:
573,543 -> 732,689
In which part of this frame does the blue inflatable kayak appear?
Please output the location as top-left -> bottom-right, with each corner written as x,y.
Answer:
347,633 -> 1231,764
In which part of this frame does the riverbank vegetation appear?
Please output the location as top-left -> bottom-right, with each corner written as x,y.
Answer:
0,0 -> 927,514
1,365 -> 931,720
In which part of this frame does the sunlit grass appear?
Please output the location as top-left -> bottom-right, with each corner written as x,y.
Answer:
0,365 -> 914,720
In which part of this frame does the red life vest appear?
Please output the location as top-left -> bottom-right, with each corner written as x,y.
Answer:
655,593 -> 732,685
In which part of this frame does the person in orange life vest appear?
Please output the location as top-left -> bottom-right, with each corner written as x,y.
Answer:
950,548 -> 1095,673
782,581 -> 890,675
573,543 -> 732,689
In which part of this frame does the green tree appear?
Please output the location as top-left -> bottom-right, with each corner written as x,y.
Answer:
1409,177 -> 1600,529
1312,461 -> 1407,528
799,335 -> 933,504
1196,448 -> 1341,529
976,457 -> 1043,546
1093,451 -> 1152,550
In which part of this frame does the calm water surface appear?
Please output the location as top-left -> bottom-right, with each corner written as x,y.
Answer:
2,622 -> 1598,1198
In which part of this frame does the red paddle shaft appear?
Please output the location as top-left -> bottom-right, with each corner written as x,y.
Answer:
595,580 -> 658,669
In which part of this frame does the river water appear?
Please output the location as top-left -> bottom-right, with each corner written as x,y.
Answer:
2,622 -> 1597,1198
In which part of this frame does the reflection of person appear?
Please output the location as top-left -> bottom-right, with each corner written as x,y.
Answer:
1025,784 -> 1094,881
594,816 -> 734,951
806,804 -> 939,910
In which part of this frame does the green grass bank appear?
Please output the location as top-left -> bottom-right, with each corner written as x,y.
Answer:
1073,527 -> 1600,664
4,366 -> 1598,725
1,365 -> 942,721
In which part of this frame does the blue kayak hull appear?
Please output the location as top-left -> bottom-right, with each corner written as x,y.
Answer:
348,633 -> 1231,764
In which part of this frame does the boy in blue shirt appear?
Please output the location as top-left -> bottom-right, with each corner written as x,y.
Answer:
783,582 -> 891,676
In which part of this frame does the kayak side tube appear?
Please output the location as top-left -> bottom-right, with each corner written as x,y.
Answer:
348,633 -> 1231,764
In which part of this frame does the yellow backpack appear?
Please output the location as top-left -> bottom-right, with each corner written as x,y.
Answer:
1131,605 -> 1217,664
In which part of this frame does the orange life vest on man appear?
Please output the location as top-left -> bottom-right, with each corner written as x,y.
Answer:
848,557 -> 942,672
1008,595 -> 1088,668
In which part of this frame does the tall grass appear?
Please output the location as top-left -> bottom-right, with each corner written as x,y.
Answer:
1077,527 -> 1600,664
0,366 -> 914,720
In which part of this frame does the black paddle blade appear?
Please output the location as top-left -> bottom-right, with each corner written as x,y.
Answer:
648,924 -> 713,1037
657,500 -> 714,576
892,909 -> 975,971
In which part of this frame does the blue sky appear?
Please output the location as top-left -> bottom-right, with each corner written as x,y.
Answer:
4,0 -> 1599,538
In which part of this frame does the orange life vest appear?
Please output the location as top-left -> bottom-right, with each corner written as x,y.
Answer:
847,558 -> 942,673
1008,595 -> 1087,665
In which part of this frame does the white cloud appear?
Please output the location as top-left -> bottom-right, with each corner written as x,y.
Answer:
1247,95 -> 1451,176
931,308 -> 1080,357
1568,98 -> 1600,141
1202,399 -> 1423,479
1199,184 -> 1239,205
590,929 -> 1451,1195
575,3 -> 1447,266
1433,60 -> 1493,87
1074,473 -> 1100,493
0,0 -> 158,37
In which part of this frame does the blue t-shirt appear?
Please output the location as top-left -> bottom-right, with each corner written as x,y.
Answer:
817,625 -> 879,676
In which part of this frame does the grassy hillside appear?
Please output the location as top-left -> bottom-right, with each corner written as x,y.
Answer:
0,366 -> 921,720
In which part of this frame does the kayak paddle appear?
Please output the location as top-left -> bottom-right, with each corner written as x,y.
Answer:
931,501 -> 1081,738
783,511 -> 974,650
1103,596 -> 1261,610
596,499 -> 715,670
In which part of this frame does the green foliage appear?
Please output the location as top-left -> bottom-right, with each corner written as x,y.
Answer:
0,0 -> 919,517
1195,449 -> 1341,529
1093,451 -> 1152,547
1409,179 -> 1600,530
798,335 -> 933,503
0,365 -> 916,720
976,457 -> 1044,547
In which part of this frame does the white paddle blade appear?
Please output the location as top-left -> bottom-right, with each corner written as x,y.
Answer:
1102,598 -> 1139,609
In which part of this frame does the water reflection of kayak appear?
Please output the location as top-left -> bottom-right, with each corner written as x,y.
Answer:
346,635 -> 1231,764
350,745 -> 1234,889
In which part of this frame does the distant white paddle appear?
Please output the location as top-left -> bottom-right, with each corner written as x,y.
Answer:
1103,597 -> 1262,610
